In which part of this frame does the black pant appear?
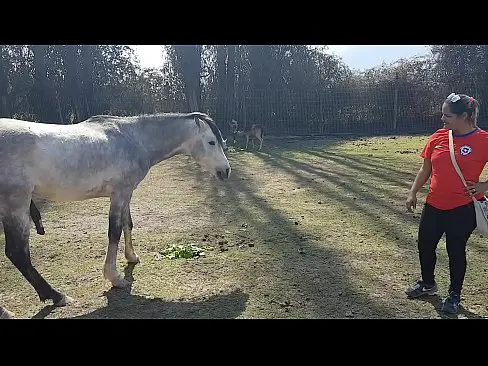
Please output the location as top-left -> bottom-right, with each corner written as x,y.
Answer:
418,202 -> 476,294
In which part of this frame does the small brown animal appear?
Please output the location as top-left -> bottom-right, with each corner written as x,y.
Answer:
227,119 -> 239,145
237,124 -> 265,150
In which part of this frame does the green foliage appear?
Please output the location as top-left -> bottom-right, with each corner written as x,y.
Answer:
161,244 -> 206,260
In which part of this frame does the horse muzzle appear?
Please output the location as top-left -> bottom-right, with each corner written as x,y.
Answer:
216,167 -> 231,180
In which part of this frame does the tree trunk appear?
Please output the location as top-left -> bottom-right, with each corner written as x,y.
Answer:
80,45 -> 95,119
216,45 -> 227,125
31,45 -> 57,121
0,47 -> 10,117
173,45 -> 202,112
225,45 -> 236,123
62,45 -> 82,122
248,46 -> 272,90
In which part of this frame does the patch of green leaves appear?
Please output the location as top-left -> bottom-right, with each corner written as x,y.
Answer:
161,244 -> 205,260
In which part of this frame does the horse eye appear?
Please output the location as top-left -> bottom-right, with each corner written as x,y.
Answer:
208,141 -> 216,146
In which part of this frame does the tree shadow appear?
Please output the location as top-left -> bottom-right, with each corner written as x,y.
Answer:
31,304 -> 56,319
199,152 -> 406,318
412,295 -> 485,319
32,264 -> 249,319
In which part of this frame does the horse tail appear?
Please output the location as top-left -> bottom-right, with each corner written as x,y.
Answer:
260,126 -> 265,139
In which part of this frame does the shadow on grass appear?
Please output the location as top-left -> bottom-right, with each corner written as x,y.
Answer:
32,264 -> 249,319
197,149 -> 405,318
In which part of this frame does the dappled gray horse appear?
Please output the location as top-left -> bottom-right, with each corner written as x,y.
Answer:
0,112 -> 231,319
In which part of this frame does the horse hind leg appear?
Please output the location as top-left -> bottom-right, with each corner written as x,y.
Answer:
103,190 -> 132,288
3,206 -> 70,307
30,200 -> 45,235
123,204 -> 139,264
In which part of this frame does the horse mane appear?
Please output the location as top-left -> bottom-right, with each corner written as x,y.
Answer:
83,115 -> 125,123
83,112 -> 225,148
187,112 -> 225,148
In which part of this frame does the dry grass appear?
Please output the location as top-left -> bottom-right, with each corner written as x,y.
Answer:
2,134 -> 488,319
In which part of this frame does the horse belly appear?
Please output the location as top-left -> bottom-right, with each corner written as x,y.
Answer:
33,180 -> 115,201
33,164 -> 120,201
32,139 -> 124,200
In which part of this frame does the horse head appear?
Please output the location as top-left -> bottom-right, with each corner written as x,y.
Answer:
185,113 -> 231,181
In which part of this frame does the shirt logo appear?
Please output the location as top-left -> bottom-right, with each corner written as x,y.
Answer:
460,145 -> 472,156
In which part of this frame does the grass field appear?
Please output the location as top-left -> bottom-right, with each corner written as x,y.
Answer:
2,134 -> 488,319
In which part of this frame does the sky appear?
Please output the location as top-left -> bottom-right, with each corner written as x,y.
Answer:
327,45 -> 431,70
130,45 -> 431,71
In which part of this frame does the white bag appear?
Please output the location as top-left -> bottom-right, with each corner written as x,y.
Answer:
449,130 -> 488,235
473,198 -> 488,235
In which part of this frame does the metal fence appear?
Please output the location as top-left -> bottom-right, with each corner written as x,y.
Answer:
8,80 -> 486,138
203,82 -> 488,138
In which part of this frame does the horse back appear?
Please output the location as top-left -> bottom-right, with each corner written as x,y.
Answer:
1,118 -> 136,187
0,119 -> 39,164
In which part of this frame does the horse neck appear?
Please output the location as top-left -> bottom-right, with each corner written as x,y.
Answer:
130,116 -> 195,166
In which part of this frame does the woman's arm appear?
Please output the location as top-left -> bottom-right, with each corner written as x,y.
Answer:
406,159 -> 432,212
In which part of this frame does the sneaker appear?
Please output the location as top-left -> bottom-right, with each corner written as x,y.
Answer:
405,279 -> 438,298
441,291 -> 461,314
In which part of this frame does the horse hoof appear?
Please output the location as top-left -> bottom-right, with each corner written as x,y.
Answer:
127,255 -> 140,264
0,309 -> 15,319
111,276 -> 130,288
54,295 -> 74,307
35,224 -> 45,235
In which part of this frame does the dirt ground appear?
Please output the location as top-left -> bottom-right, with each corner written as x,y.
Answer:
2,135 -> 488,319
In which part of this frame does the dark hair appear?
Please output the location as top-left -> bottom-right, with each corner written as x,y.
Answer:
444,93 -> 480,122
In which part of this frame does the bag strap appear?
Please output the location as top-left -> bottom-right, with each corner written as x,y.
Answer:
448,129 -> 477,203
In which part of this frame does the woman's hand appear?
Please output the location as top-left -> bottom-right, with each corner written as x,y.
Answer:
406,192 -> 417,212
465,181 -> 488,196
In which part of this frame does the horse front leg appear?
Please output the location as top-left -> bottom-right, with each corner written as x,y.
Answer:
123,204 -> 139,264
3,211 -> 69,307
103,190 -> 132,288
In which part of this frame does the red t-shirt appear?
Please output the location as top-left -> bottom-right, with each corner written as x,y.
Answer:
421,128 -> 488,210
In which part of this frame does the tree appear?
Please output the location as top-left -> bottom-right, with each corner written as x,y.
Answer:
80,45 -> 95,119
62,45 -> 82,122
172,45 -> 202,111
30,45 -> 58,122
0,46 -> 10,117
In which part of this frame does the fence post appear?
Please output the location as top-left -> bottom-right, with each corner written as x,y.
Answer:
55,89 -> 64,124
243,87 -> 247,126
393,73 -> 398,132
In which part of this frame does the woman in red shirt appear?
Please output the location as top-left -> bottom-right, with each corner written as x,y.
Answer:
405,93 -> 487,314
